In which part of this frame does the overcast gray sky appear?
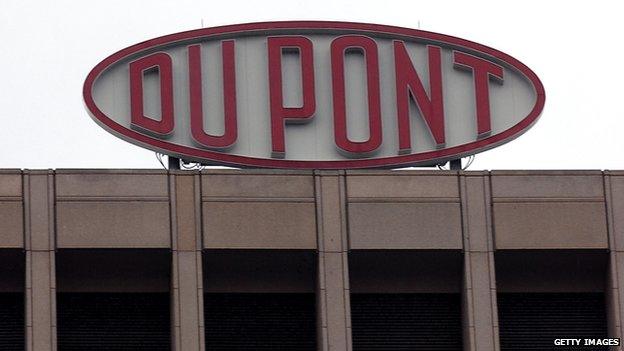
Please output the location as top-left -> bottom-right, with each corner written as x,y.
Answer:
1,0 -> 622,170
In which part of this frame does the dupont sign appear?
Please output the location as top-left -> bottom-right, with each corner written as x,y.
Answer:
83,21 -> 545,169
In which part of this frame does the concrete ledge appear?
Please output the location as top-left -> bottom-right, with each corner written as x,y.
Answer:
491,174 -> 604,198
0,202 -> 23,248
494,202 -> 608,249
347,174 -> 459,198
57,202 -> 171,248
202,174 -> 314,198
56,173 -> 168,198
203,202 -> 317,249
348,202 -> 463,249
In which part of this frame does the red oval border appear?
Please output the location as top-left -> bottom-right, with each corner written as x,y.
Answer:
83,21 -> 545,169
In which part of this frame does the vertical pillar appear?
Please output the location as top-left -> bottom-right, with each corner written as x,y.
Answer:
315,170 -> 352,351
24,170 -> 57,351
170,172 -> 204,351
460,172 -> 499,351
604,172 -> 624,339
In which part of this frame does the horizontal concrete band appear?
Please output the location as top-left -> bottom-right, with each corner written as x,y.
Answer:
0,170 -> 618,250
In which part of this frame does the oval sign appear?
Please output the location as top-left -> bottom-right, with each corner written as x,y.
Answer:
84,21 -> 545,169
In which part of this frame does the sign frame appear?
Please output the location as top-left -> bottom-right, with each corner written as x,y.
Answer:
83,21 -> 545,169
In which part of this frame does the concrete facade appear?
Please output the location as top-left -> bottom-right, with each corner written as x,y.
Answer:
0,169 -> 622,350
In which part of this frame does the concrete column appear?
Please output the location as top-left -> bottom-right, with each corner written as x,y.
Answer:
315,171 -> 352,351
24,170 -> 57,351
459,172 -> 499,351
604,172 -> 624,339
170,173 -> 204,351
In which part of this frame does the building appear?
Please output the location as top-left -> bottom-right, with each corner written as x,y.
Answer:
1,168 -> 623,350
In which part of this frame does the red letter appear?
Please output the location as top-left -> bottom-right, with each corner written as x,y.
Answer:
454,51 -> 504,137
188,41 -> 237,149
129,52 -> 174,136
268,36 -> 315,158
331,35 -> 382,155
394,42 -> 445,153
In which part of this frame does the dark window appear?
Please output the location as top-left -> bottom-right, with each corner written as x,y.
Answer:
56,249 -> 171,350
498,293 -> 608,350
349,251 -> 463,350
0,250 -> 24,350
203,250 -> 317,350
0,293 -> 24,351
57,293 -> 170,350
204,293 -> 316,350
351,293 -> 462,350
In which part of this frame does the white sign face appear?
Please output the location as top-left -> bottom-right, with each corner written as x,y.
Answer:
84,21 -> 545,169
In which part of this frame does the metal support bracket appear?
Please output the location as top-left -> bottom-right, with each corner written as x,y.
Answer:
168,156 -> 181,170
449,159 -> 462,170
